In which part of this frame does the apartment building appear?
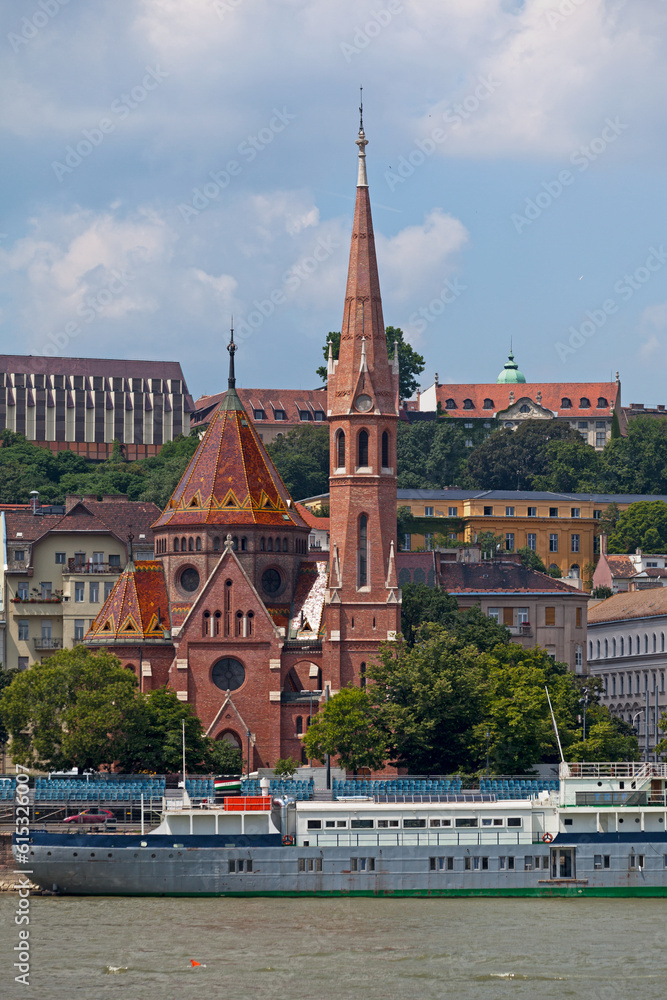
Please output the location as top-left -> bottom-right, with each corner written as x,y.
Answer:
191,387 -> 327,444
1,495 -> 158,671
0,355 -> 194,460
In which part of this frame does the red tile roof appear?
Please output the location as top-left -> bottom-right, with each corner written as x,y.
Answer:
4,499 -> 160,546
588,588 -> 667,624
295,502 -> 330,530
87,560 -> 171,642
603,555 -> 636,578
439,560 -> 585,594
191,387 -> 327,428
153,390 -> 308,530
432,382 -> 618,419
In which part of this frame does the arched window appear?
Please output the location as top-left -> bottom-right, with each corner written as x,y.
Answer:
604,639 -> 608,657
628,636 -> 632,654
247,610 -> 254,637
358,430 -> 369,467
596,640 -> 600,658
653,633 -> 657,652
181,537 -> 186,551
358,514 -> 368,588
224,581 -> 232,637
463,398 -> 474,410
620,637 -> 624,655
296,716 -> 303,735
619,675 -> 624,695
275,537 -> 280,552
612,638 -> 616,656
282,538 -> 288,552
360,662 -> 366,690
662,633 -> 665,652
195,537 -> 202,552
214,610 -> 221,636
188,537 -> 194,552
597,397 -> 608,408
241,537 -> 247,551
233,536 -> 238,551
337,430 -> 345,469
561,397 -> 572,408
268,538 -> 273,552
174,538 -> 179,552
645,634 -> 649,653
213,536 -> 220,552
483,398 -> 494,409
580,397 -> 591,408
260,537 -> 265,551
202,611 -> 210,637
381,431 -> 389,469
588,641 -> 593,659
445,398 -> 456,409
235,610 -> 244,637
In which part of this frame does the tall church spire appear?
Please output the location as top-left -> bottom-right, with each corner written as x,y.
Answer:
328,113 -> 397,418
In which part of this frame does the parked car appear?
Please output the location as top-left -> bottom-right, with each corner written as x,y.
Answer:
62,809 -> 114,824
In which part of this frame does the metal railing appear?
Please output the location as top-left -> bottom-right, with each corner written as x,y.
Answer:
303,830 -> 531,848
33,637 -> 63,650
560,762 -> 667,780
66,560 -> 122,574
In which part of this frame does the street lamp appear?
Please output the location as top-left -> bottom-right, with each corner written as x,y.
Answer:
632,711 -> 643,735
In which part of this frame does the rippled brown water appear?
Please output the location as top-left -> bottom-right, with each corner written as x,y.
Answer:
2,896 -> 667,999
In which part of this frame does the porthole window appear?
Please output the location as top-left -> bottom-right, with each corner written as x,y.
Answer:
179,568 -> 200,592
262,568 -> 281,594
212,657 -> 246,691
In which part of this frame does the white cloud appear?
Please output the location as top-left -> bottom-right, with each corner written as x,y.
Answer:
377,209 -> 469,303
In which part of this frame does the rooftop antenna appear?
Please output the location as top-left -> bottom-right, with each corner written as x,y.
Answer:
227,320 -> 237,389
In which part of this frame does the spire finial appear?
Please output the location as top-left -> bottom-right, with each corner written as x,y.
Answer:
227,320 -> 237,390
355,89 -> 368,187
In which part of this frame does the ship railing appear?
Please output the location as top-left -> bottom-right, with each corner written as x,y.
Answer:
573,791 -> 667,808
560,762 -> 667,781
302,831 -> 534,849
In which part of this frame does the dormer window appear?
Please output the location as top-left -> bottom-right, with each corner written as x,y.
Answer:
580,397 -> 591,408
313,411 -> 325,421
445,398 -> 457,409
299,410 -> 312,421
561,397 -> 572,408
463,398 -> 474,410
253,409 -> 265,420
483,398 -> 494,409
274,409 -> 286,421
597,397 -> 608,408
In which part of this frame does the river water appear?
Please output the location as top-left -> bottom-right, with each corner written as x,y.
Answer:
2,895 -> 666,999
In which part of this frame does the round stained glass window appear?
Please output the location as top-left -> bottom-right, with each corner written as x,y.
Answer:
261,568 -> 281,594
211,658 -> 246,691
179,568 -> 200,592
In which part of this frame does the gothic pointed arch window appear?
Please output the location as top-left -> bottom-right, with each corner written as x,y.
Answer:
241,537 -> 247,551
336,430 -> 345,470
358,429 -> 369,467
232,536 -> 238,551
195,537 -> 202,552
282,538 -> 288,552
174,538 -> 179,552
260,537 -> 265,551
181,537 -> 186,551
296,716 -> 303,735
202,611 -> 210,637
381,430 -> 389,469
247,610 -> 254,637
235,610 -> 244,637
360,662 -> 366,690
224,580 -> 232,637
213,536 -> 220,552
358,514 -> 368,588
267,538 -> 273,552
188,537 -> 194,552
214,610 -> 221,636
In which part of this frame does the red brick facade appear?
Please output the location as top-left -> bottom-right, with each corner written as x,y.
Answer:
87,124 -> 400,768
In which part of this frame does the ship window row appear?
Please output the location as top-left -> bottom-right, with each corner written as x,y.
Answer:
590,634 -> 666,660
602,670 -> 665,698
228,859 -> 253,873
594,855 -> 611,870
306,816 -> 522,830
298,857 -> 323,872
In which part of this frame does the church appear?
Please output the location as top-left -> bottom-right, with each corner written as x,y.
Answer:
85,120 -> 402,769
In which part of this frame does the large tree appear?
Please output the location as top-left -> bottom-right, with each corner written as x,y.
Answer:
607,500 -> 667,553
266,423 -> 330,500
600,416 -> 667,495
301,687 -> 388,773
464,420 -> 591,491
317,327 -> 425,400
400,583 -> 509,651
396,418 -> 469,489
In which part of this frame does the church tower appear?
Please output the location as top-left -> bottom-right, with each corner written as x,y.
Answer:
324,112 -> 401,691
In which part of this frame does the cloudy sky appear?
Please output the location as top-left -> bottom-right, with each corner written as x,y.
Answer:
1,0 -> 666,403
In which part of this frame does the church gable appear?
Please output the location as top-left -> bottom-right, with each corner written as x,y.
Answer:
177,545 -> 280,645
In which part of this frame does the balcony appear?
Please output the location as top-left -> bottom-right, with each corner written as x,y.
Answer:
66,560 -> 122,574
33,637 -> 63,650
508,624 -> 532,638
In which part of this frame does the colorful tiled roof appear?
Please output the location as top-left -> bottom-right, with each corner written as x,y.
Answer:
86,560 -> 171,642
588,588 -> 667,624
153,383 -> 308,530
295,502 -> 330,531
431,381 -> 618,419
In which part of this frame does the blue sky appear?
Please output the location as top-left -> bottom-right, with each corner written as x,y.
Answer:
1,0 -> 666,404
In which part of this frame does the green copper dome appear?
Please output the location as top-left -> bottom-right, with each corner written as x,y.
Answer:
496,352 -> 526,384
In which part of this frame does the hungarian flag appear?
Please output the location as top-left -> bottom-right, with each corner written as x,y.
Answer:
214,777 -> 241,795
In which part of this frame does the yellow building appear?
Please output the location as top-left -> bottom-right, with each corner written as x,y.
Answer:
396,490 -> 667,589
1,495 -> 158,671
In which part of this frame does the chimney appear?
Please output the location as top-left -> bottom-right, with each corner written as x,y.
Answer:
65,494 -> 80,512
600,532 -> 608,556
